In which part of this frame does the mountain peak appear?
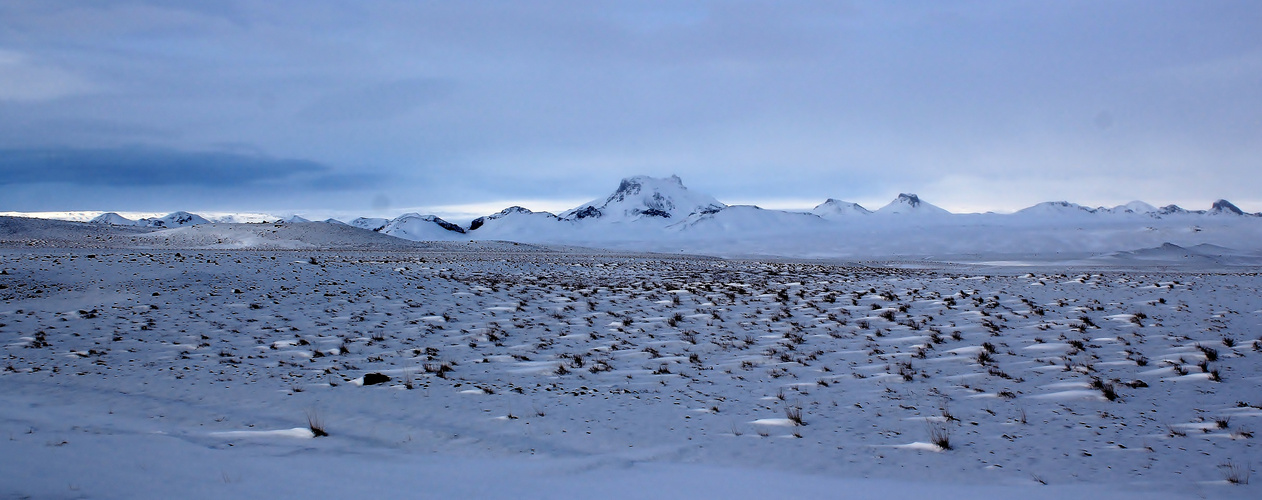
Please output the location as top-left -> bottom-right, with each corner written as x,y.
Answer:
468,206 -> 559,231
139,211 -> 209,228
1112,201 -> 1158,214
811,199 -> 871,218
89,212 -> 137,226
561,175 -> 725,221
1209,199 -> 1245,215
876,193 -> 949,215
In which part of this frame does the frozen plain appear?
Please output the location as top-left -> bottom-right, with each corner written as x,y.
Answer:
1,231 -> 1259,498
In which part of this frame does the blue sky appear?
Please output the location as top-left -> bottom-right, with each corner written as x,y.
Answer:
2,1 -> 1260,219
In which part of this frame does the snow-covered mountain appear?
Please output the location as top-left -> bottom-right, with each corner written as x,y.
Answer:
89,212 -> 137,226
1105,201 -> 1158,215
349,217 -> 390,232
138,211 -> 209,228
342,213 -> 465,241
811,199 -> 871,219
1209,199 -> 1246,216
13,174 -> 1262,260
559,175 -> 725,222
379,213 -> 465,241
1014,201 -> 1101,217
469,206 -> 559,231
1013,199 -> 1257,219
672,205 -> 829,236
875,193 -> 950,215
466,207 -> 573,241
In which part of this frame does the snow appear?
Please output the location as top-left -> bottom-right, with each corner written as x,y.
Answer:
1,241 -> 1259,498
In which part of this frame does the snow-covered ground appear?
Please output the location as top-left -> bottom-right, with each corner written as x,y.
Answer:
2,246 -> 1258,498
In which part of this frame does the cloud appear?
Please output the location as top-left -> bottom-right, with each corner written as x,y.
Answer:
297,78 -> 454,122
0,147 -> 366,189
0,49 -> 94,101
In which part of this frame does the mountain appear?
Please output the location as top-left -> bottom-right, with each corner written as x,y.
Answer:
349,217 -> 390,231
378,213 -> 465,241
673,205 -> 828,235
208,213 -> 280,224
1208,199 -> 1246,216
811,199 -> 871,219
1104,201 -> 1158,215
1015,201 -> 1100,216
560,175 -> 725,222
283,215 -> 311,223
1156,204 -> 1190,216
469,206 -> 559,231
89,212 -> 138,226
138,211 -> 209,228
875,193 -> 949,215
466,206 -> 571,240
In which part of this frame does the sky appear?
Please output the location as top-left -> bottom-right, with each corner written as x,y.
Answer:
1,0 -> 1260,221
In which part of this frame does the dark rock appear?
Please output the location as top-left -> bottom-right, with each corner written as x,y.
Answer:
363,372 -> 391,386
570,206 -> 603,220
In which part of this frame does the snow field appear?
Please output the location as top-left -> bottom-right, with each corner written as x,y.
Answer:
0,249 -> 1258,498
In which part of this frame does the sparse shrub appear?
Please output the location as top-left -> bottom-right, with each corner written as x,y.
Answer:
897,361 -> 916,381
976,350 -> 994,366
306,410 -> 328,437
784,405 -> 805,426
1220,460 -> 1250,485
927,422 -> 952,450
1091,377 -> 1118,401
1198,344 -> 1219,362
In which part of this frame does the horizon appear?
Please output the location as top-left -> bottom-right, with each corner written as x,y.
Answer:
1,172 -> 1254,225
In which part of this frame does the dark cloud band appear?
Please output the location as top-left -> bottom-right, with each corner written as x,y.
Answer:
0,147 -> 347,188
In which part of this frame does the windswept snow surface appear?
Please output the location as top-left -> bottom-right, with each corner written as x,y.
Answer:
1,247 -> 1258,498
